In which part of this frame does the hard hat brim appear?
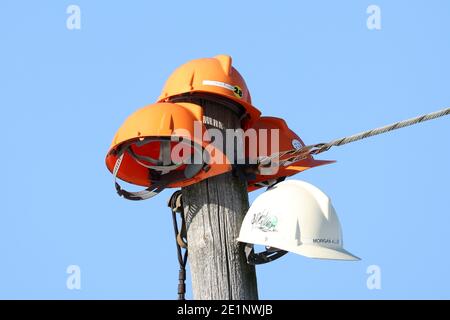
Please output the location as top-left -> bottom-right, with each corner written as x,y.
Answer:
237,236 -> 360,261
290,244 -> 360,261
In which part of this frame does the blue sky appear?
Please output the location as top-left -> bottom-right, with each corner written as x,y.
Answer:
1,1 -> 449,299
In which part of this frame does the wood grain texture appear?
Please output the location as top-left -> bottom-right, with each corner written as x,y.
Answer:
182,99 -> 258,300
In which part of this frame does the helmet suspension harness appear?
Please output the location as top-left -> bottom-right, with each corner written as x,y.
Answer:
113,137 -> 208,201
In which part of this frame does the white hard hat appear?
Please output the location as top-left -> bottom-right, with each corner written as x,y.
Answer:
237,180 -> 360,263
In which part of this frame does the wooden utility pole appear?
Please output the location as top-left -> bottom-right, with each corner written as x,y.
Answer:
182,98 -> 258,300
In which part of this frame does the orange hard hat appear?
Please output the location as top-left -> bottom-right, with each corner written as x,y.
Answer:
158,55 -> 261,127
105,102 -> 231,200
245,117 -> 335,192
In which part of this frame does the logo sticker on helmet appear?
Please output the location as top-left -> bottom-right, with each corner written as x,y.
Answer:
291,139 -> 302,150
233,85 -> 243,98
251,210 -> 278,232
202,80 -> 243,99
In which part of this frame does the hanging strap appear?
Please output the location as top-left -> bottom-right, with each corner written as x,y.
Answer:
258,106 -> 450,170
168,190 -> 188,300
113,138 -> 206,201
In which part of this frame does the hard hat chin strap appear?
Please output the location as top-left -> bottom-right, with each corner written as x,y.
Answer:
113,153 -> 163,200
244,243 -> 287,265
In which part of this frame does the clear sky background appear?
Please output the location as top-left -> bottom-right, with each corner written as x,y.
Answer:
1,1 -> 449,299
